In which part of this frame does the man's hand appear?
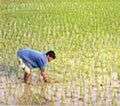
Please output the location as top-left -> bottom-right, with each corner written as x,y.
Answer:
40,71 -> 48,82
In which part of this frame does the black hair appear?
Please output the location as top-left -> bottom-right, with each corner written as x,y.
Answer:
46,50 -> 56,59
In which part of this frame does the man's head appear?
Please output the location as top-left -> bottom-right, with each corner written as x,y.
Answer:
46,50 -> 56,62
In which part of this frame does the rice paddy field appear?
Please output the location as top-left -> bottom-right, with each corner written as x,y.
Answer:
0,0 -> 120,105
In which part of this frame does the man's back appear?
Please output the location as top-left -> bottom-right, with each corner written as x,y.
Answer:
17,48 -> 48,69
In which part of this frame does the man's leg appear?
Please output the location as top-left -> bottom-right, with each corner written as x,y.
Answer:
24,66 -> 32,84
17,58 -> 26,79
18,58 -> 32,84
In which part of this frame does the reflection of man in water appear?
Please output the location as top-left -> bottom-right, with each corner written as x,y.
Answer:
17,48 -> 56,84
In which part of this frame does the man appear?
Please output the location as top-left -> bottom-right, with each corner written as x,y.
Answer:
17,48 -> 56,83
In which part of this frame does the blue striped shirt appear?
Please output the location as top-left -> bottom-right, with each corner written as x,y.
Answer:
17,48 -> 48,70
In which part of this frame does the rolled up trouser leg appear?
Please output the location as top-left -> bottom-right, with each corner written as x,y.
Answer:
18,58 -> 32,83
23,65 -> 32,84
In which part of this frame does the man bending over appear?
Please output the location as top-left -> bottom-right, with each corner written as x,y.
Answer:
17,48 -> 56,83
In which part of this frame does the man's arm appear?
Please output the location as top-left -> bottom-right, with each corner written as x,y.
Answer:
40,69 -> 48,82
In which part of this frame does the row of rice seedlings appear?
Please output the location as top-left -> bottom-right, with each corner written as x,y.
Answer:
0,71 -> 120,106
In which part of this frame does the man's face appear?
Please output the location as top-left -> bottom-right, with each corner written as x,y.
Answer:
47,56 -> 54,62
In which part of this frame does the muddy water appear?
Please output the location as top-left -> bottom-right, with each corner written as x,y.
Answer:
0,75 -> 120,106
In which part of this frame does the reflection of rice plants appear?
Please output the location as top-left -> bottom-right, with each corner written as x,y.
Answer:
0,73 -> 120,105
0,0 -> 120,105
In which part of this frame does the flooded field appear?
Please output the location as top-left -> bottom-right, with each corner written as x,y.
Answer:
0,71 -> 120,106
1,0 -> 120,105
